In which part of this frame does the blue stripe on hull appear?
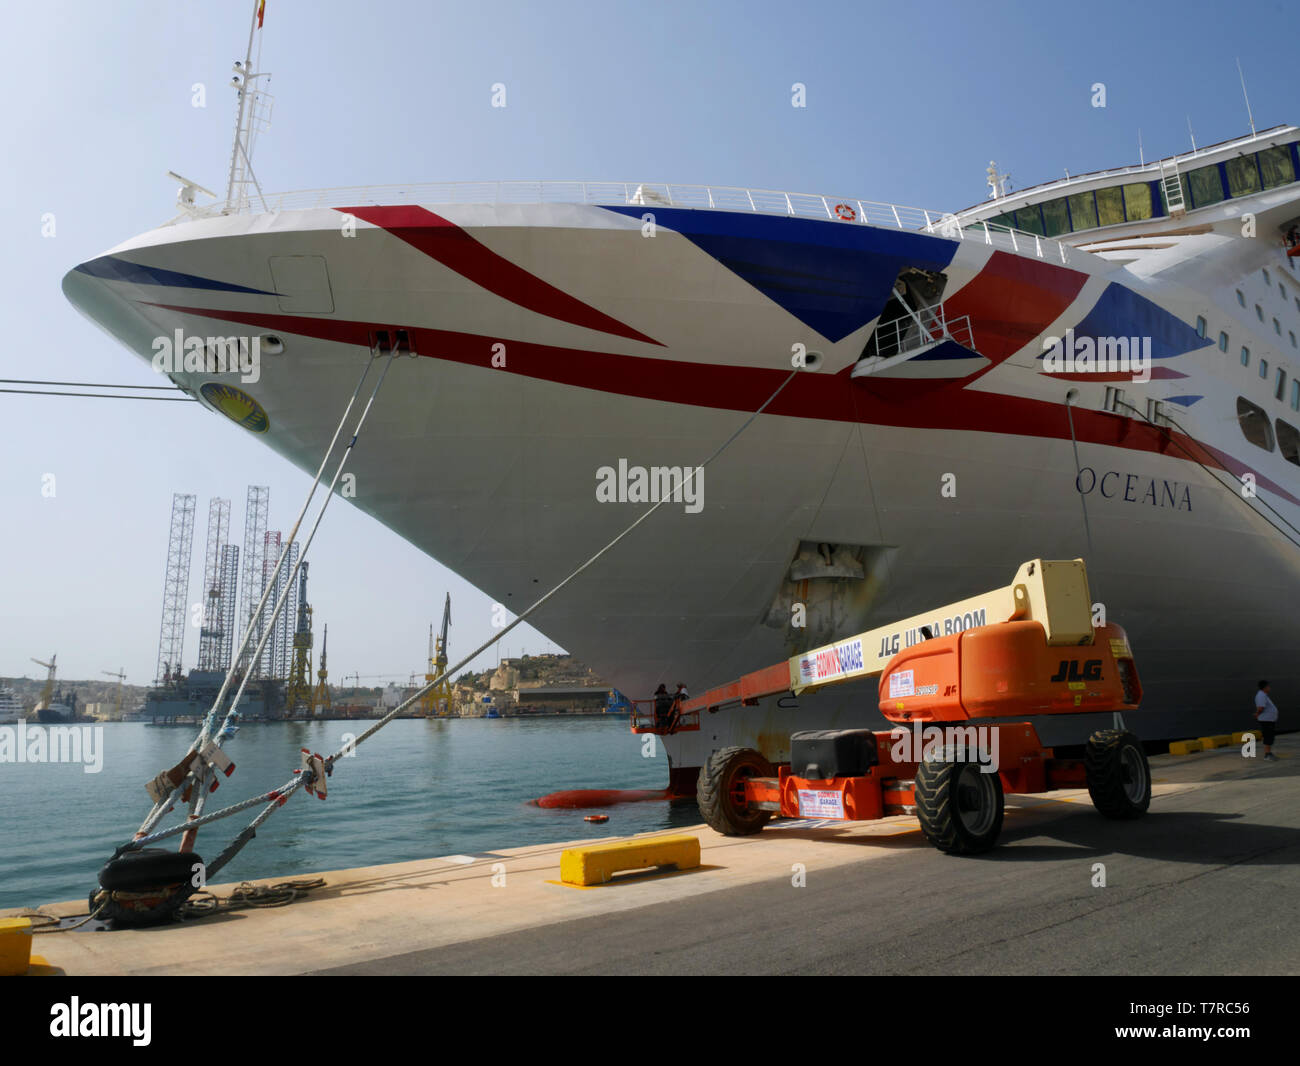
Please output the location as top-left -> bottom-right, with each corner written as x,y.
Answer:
600,206 -> 958,343
75,255 -> 275,296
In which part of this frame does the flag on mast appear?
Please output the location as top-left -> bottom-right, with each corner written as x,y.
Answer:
257,1 -> 266,29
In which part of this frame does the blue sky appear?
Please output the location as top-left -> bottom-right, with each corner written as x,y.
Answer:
1,0 -> 1293,691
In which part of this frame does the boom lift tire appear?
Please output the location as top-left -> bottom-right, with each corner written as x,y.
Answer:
914,755 -> 1005,854
697,746 -> 775,836
1085,729 -> 1150,819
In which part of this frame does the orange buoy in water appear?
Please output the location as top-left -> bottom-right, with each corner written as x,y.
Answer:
531,787 -> 670,809
584,814 -> 609,823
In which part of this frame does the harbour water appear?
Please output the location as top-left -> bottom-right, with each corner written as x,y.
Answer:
0,716 -> 692,909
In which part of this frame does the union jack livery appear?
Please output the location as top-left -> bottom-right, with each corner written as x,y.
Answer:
64,119 -> 1300,795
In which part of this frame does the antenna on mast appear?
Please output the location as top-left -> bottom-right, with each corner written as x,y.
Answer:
985,160 -> 1010,200
1187,116 -> 1197,152
224,0 -> 273,214
1236,57 -> 1256,137
1138,129 -> 1144,166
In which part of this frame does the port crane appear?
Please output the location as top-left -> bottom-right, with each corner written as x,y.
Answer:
31,655 -> 57,712
311,624 -> 331,713
657,559 -> 1152,855
102,668 -> 127,718
284,562 -> 313,716
419,594 -> 453,717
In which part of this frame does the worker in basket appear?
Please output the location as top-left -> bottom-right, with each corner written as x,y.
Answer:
653,684 -> 674,731
667,683 -> 689,731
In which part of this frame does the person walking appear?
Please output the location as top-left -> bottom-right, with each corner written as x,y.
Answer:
1254,680 -> 1278,761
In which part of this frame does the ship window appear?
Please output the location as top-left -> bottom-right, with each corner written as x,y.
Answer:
1122,182 -> 1153,221
1238,397 -> 1275,451
1256,304 -> 1264,321
1294,297 -> 1300,313
1260,358 -> 1269,379
1014,205 -> 1045,235
1226,155 -> 1262,198
1277,368 -> 1288,401
1276,419 -> 1300,465
1237,289 -> 1246,307
1188,164 -> 1225,208
1195,315 -> 1207,338
1041,198 -> 1070,237
1258,145 -> 1296,189
987,213 -> 1015,230
1280,283 -> 1286,298
1263,268 -> 1271,284
1292,379 -> 1300,410
1275,318 -> 1282,335
1219,331 -> 1229,352
1096,186 -> 1125,227
1291,331 -> 1297,348
1067,191 -> 1098,231
1242,346 -> 1251,366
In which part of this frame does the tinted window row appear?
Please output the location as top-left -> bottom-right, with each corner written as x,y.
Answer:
983,141 -> 1299,237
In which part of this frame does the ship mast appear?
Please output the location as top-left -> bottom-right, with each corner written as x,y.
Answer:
224,0 -> 272,213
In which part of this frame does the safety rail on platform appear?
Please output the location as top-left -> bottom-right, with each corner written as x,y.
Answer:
628,698 -> 699,735
176,178 -> 1074,264
864,306 -> 976,362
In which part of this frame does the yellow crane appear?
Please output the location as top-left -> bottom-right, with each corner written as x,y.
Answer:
419,594 -> 454,717
285,564 -> 314,717
312,624 -> 331,714
31,654 -> 57,713
102,668 -> 127,719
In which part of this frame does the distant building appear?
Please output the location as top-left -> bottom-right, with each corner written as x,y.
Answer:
513,684 -> 608,714
380,683 -> 416,709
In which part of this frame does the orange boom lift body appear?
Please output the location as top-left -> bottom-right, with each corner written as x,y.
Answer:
682,560 -> 1152,854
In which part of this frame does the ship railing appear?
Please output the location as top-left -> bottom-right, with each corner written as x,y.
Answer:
865,307 -> 975,362
628,699 -> 700,735
179,179 -> 1073,263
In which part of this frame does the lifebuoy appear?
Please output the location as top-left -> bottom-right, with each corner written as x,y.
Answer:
834,203 -> 856,221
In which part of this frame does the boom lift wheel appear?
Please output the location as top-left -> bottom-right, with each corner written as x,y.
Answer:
914,754 -> 1005,854
1084,730 -> 1150,819
697,746 -> 774,836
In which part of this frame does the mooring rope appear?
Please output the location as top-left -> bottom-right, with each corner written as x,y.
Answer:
134,349 -> 393,844
113,365 -> 802,878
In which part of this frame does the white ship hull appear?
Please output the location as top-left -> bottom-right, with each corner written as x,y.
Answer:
63,154 -> 1300,793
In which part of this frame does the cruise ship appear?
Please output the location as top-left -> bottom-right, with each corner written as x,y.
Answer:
58,17 -> 1300,795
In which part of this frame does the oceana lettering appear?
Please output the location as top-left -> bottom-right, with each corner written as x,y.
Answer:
1075,466 -> 1192,511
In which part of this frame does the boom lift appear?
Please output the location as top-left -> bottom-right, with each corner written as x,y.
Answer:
690,559 -> 1151,854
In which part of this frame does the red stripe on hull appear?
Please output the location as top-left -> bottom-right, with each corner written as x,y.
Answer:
945,250 -> 1089,376
341,205 -> 663,347
144,301 -> 1299,506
